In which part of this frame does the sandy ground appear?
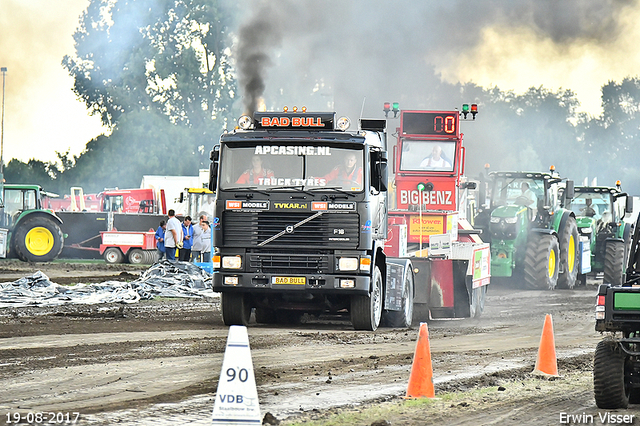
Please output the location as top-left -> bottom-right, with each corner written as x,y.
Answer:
0,260 -> 638,425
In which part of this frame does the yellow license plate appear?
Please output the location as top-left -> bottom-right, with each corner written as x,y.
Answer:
272,276 -> 306,285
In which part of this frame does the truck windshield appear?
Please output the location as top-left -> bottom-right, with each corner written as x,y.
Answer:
400,140 -> 455,172
219,144 -> 364,192
568,193 -> 611,220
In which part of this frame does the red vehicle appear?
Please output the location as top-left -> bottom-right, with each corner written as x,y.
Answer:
384,104 -> 490,320
46,187 -> 167,214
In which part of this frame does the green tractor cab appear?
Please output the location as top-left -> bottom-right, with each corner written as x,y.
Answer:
475,170 -> 579,290
568,185 -> 634,286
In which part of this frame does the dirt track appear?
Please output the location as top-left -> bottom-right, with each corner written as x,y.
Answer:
1,260 -> 639,425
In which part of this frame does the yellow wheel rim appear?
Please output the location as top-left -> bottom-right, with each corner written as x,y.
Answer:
548,248 -> 556,279
25,227 -> 54,256
567,235 -> 576,272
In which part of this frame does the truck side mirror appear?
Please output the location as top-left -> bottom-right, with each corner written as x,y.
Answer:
627,196 -> 634,214
377,162 -> 388,192
209,146 -> 220,192
564,180 -> 575,200
371,150 -> 388,192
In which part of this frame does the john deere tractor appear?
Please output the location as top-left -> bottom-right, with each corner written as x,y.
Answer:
0,184 -> 65,262
475,170 -> 579,290
568,184 -> 634,286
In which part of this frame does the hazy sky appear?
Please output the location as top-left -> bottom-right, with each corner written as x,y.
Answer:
2,0 -> 640,165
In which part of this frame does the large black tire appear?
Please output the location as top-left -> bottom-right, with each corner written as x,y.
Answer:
594,338 -> 630,409
469,285 -> 488,318
604,240 -> 625,286
381,268 -> 414,328
524,233 -> 560,290
351,266 -> 383,331
221,292 -> 251,326
13,216 -> 64,262
557,217 -> 579,289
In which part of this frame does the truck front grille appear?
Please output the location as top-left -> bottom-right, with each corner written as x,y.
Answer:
249,252 -> 331,274
222,211 -> 359,249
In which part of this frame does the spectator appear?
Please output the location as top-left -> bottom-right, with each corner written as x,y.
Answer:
236,155 -> 275,184
155,220 -> 166,261
164,209 -> 183,262
200,220 -> 212,263
179,216 -> 194,261
190,214 -> 208,262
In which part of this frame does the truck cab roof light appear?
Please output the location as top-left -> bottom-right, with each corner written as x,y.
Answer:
238,115 -> 252,130
336,116 -> 351,131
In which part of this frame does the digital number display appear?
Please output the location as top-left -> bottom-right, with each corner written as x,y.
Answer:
401,112 -> 459,137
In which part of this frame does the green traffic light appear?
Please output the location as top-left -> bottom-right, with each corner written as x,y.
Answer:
462,104 -> 470,112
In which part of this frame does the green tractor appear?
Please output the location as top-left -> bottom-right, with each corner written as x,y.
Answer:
567,184 -> 634,286
0,184 -> 65,262
475,170 -> 579,290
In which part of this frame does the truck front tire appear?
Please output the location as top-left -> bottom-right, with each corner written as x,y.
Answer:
351,266 -> 383,331
14,216 -> 64,263
221,293 -> 251,326
594,338 -> 630,409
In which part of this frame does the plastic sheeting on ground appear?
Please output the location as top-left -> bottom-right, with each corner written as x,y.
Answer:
0,260 -> 215,308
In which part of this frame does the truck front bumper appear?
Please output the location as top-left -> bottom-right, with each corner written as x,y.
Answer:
213,272 -> 370,295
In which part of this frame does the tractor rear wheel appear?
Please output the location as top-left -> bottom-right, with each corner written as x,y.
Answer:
557,217 -> 579,289
221,292 -> 251,326
524,233 -> 559,290
14,216 -> 64,262
604,240 -> 625,286
594,338 -> 630,409
351,266 -> 383,331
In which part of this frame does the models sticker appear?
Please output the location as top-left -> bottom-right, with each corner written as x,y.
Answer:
254,146 -> 332,156
226,200 -> 269,210
312,202 -> 356,211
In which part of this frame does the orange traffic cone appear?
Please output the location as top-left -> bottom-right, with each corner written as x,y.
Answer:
533,314 -> 559,376
405,322 -> 435,398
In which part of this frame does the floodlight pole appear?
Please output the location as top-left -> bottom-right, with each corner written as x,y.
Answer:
0,67 -> 6,178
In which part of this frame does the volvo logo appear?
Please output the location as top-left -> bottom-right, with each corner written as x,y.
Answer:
285,225 -> 294,234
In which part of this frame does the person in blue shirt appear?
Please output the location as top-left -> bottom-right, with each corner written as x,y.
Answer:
179,216 -> 194,261
155,220 -> 166,260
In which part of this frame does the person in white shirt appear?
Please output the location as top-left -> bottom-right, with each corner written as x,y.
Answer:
519,182 -> 538,207
420,145 -> 451,169
164,209 -> 183,262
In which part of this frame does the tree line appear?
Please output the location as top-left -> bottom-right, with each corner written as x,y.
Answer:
5,0 -> 640,196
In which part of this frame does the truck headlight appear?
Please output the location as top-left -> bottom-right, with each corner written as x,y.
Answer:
579,227 -> 592,234
222,256 -> 242,269
338,257 -> 359,271
490,217 -> 500,223
504,217 -> 518,224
